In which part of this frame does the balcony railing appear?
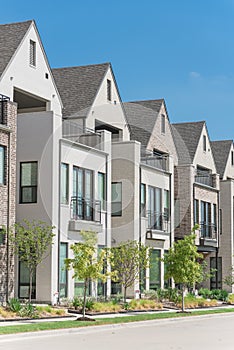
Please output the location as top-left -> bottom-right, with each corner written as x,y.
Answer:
147,211 -> 170,232
0,94 -> 10,125
141,154 -> 169,172
200,222 -> 217,240
195,173 -> 213,187
70,196 -> 101,222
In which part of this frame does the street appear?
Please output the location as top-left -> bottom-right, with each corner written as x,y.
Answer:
0,313 -> 233,350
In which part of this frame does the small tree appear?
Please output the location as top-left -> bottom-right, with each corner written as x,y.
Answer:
162,230 -> 205,312
10,219 -> 55,303
110,241 -> 149,302
65,230 -> 111,320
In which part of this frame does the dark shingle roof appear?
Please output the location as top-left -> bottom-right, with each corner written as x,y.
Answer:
52,63 -> 110,117
0,20 -> 32,77
211,140 -> 233,178
123,99 -> 164,147
171,121 -> 205,164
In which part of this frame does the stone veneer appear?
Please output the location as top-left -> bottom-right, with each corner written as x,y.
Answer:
0,100 -> 17,302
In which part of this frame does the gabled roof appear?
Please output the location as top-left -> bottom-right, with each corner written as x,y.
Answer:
211,140 -> 233,178
0,20 -> 32,77
52,63 -> 110,118
171,121 -> 205,164
123,99 -> 164,147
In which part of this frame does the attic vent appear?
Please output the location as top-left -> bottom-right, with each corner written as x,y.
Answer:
161,114 -> 165,134
29,40 -> 36,67
107,79 -> 111,101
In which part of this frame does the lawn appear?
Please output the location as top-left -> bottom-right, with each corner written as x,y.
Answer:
1,307 -> 234,335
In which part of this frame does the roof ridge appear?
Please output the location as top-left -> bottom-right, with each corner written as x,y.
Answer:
128,98 -> 164,103
0,20 -> 33,27
52,62 -> 110,71
172,120 -> 206,126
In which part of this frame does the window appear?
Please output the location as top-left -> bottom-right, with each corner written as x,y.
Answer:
59,243 -> 68,298
148,186 -> 162,230
194,199 -> 199,225
18,261 -> 36,299
200,201 -> 211,238
141,184 -> 146,217
210,257 -> 222,289
73,167 -> 94,220
164,190 -> 170,221
20,162 -> 38,203
98,172 -> 106,210
107,79 -> 111,101
231,151 -> 234,166
150,249 -> 161,290
97,246 -> 107,297
0,228 -> 5,245
111,182 -> 122,216
29,40 -> 36,67
203,135 -> 207,152
0,146 -> 5,185
61,163 -> 69,204
212,204 -> 217,233
161,114 -> 165,134
174,199 -> 180,228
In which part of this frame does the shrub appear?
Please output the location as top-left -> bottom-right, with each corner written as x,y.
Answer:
72,297 -> 82,310
18,303 -> 38,318
7,298 -> 22,313
143,289 -> 158,300
128,299 -> 162,310
85,298 -> 95,311
198,288 -> 212,299
228,294 -> 234,304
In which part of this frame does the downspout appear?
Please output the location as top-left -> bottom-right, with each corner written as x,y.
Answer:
6,130 -> 11,302
57,139 -> 62,302
216,186 -> 220,289
105,153 -> 108,298
139,165 -> 142,298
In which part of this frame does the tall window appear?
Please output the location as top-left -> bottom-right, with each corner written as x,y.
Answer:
141,184 -> 146,217
18,261 -> 36,299
203,135 -> 207,152
0,145 -> 5,185
161,114 -> 165,134
210,257 -> 222,289
20,162 -> 38,203
111,182 -> 122,216
148,186 -> 162,230
231,151 -> 234,166
194,199 -> 199,225
29,40 -> 36,66
73,167 -> 93,220
150,249 -> 161,290
164,190 -> 170,221
59,243 -> 68,298
61,163 -> 69,204
98,172 -> 106,210
107,79 -> 111,101
200,201 -> 211,237
0,228 -> 5,245
212,204 -> 217,232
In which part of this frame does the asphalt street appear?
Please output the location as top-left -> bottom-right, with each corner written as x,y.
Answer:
0,313 -> 233,350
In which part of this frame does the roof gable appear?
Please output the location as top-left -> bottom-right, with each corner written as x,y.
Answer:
0,20 -> 32,77
172,121 -> 205,164
211,140 -> 233,178
52,63 -> 109,118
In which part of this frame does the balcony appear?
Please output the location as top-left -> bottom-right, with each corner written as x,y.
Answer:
0,94 -> 10,125
69,197 -> 102,234
200,222 -> 217,240
141,154 -> 169,172
147,211 -> 170,233
195,167 -> 216,188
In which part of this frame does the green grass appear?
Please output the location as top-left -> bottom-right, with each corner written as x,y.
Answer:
1,308 -> 234,335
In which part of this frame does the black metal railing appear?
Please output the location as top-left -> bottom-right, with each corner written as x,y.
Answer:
200,222 -> 217,240
141,154 -> 169,171
195,171 -> 213,187
70,196 -> 101,222
0,94 -> 10,125
147,211 -> 170,232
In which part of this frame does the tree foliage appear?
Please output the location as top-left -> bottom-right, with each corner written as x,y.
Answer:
65,231 -> 111,319
110,241 -> 149,302
162,231 -> 205,312
10,219 -> 55,302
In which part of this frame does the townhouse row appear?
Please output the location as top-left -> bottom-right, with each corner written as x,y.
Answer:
0,20 -> 233,303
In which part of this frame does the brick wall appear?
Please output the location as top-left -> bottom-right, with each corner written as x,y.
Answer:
0,100 -> 17,302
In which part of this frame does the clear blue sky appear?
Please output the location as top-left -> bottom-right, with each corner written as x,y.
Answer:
1,0 -> 234,141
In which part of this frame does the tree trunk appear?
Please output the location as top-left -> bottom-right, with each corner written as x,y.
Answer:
29,270 -> 33,303
182,286 -> 185,312
124,286 -> 127,303
82,279 -> 88,318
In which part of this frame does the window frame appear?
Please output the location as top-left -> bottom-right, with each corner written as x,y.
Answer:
203,135 -> 207,152
59,242 -> 68,298
61,163 -> 69,205
161,114 -> 166,134
98,172 -> 106,211
20,161 -> 38,204
107,79 -> 112,101
141,183 -> 146,217
0,145 -> 5,185
111,182 -> 122,217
